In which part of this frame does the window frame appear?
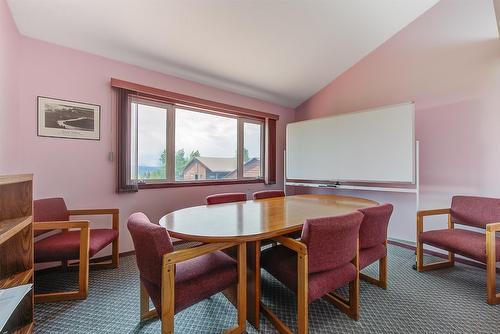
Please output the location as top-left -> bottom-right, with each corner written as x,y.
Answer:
114,79 -> 278,192
130,97 -> 266,189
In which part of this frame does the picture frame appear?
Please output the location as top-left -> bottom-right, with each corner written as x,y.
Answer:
37,96 -> 101,140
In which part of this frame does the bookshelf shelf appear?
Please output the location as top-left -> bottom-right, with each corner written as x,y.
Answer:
0,216 -> 32,245
0,174 -> 34,334
0,269 -> 34,289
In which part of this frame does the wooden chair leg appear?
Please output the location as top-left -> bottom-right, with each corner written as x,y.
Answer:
112,238 -> 120,269
360,256 -> 388,289
161,262 -> 175,334
260,303 -> 293,334
297,253 -> 308,334
324,279 -> 359,321
379,255 -> 387,289
35,227 -> 90,303
416,240 -> 454,272
260,247 -> 308,334
112,211 -> 120,269
140,282 -> 158,321
324,242 -> 359,320
78,226 -> 90,299
486,230 -> 500,305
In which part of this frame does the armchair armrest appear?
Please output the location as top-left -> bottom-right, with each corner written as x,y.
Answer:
34,220 -> 90,230
68,208 -> 119,231
417,208 -> 453,236
486,222 -> 500,233
163,242 -> 237,266
417,208 -> 451,218
68,208 -> 119,216
272,236 -> 307,256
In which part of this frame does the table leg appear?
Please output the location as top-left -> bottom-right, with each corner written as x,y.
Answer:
222,240 -> 261,330
246,240 -> 261,330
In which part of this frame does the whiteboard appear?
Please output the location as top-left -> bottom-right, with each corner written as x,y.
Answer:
286,103 -> 415,183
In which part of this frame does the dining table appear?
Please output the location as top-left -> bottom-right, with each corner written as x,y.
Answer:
159,193 -> 378,330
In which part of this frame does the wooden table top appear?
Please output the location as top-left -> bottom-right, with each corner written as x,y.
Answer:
160,194 -> 378,242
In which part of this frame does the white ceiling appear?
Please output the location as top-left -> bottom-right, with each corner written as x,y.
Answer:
7,0 -> 439,108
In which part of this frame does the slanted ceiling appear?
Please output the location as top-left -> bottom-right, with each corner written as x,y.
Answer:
7,0 -> 439,107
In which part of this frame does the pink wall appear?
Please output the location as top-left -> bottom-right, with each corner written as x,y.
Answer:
0,0 -> 20,173
294,0 -> 500,242
2,7 -> 294,254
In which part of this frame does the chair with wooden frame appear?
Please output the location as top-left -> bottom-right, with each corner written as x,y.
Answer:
260,212 -> 363,334
357,203 -> 394,289
416,195 -> 500,305
252,190 -> 285,200
206,192 -> 247,205
127,212 -> 247,334
33,198 -> 119,303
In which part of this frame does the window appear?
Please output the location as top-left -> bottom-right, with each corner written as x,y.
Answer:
130,100 -> 167,180
175,107 -> 237,181
128,98 -> 264,186
114,79 -> 278,191
243,121 -> 263,178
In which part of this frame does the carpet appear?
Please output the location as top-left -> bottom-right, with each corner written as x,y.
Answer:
34,245 -> 500,333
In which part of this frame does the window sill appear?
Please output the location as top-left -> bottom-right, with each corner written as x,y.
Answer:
138,178 -> 265,189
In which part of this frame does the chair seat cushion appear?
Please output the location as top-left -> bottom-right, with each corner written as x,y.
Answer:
419,228 -> 500,263
35,229 -> 119,263
143,251 -> 237,314
360,244 -> 386,269
261,245 -> 356,304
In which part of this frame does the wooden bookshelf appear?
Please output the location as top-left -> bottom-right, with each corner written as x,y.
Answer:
0,174 -> 34,334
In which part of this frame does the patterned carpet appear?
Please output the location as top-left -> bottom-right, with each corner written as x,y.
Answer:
34,245 -> 500,333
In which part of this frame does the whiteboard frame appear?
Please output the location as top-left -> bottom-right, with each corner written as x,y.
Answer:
286,102 -> 416,184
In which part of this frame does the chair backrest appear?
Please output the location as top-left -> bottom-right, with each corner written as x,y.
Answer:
451,196 -> 500,229
127,212 -> 173,287
301,211 -> 363,274
33,197 -> 69,236
358,203 -> 393,249
253,190 -> 285,200
206,192 -> 247,205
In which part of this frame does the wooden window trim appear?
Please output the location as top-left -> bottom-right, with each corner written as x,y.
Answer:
111,78 -> 279,121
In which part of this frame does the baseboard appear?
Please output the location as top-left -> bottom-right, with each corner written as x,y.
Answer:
387,239 -> 500,274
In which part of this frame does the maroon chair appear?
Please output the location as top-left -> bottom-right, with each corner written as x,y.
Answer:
261,212 -> 363,333
206,192 -> 247,205
416,196 -> 500,305
33,197 -> 119,303
252,190 -> 285,200
357,203 -> 393,289
127,212 -> 246,333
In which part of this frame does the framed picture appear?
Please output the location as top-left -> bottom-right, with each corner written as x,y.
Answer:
37,96 -> 100,140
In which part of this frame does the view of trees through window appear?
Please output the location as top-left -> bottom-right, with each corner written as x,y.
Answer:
133,101 -> 263,182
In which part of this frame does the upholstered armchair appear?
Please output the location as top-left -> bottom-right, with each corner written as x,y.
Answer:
252,190 -> 285,200
127,212 -> 246,334
357,203 -> 394,289
206,192 -> 247,205
416,195 -> 500,305
261,212 -> 363,334
33,198 -> 119,303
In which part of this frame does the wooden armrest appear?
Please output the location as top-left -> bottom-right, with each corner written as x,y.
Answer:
69,208 -> 119,216
417,208 -> 451,218
68,208 -> 119,231
163,242 -> 237,266
486,222 -> 500,232
34,220 -> 90,230
272,236 -> 307,256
